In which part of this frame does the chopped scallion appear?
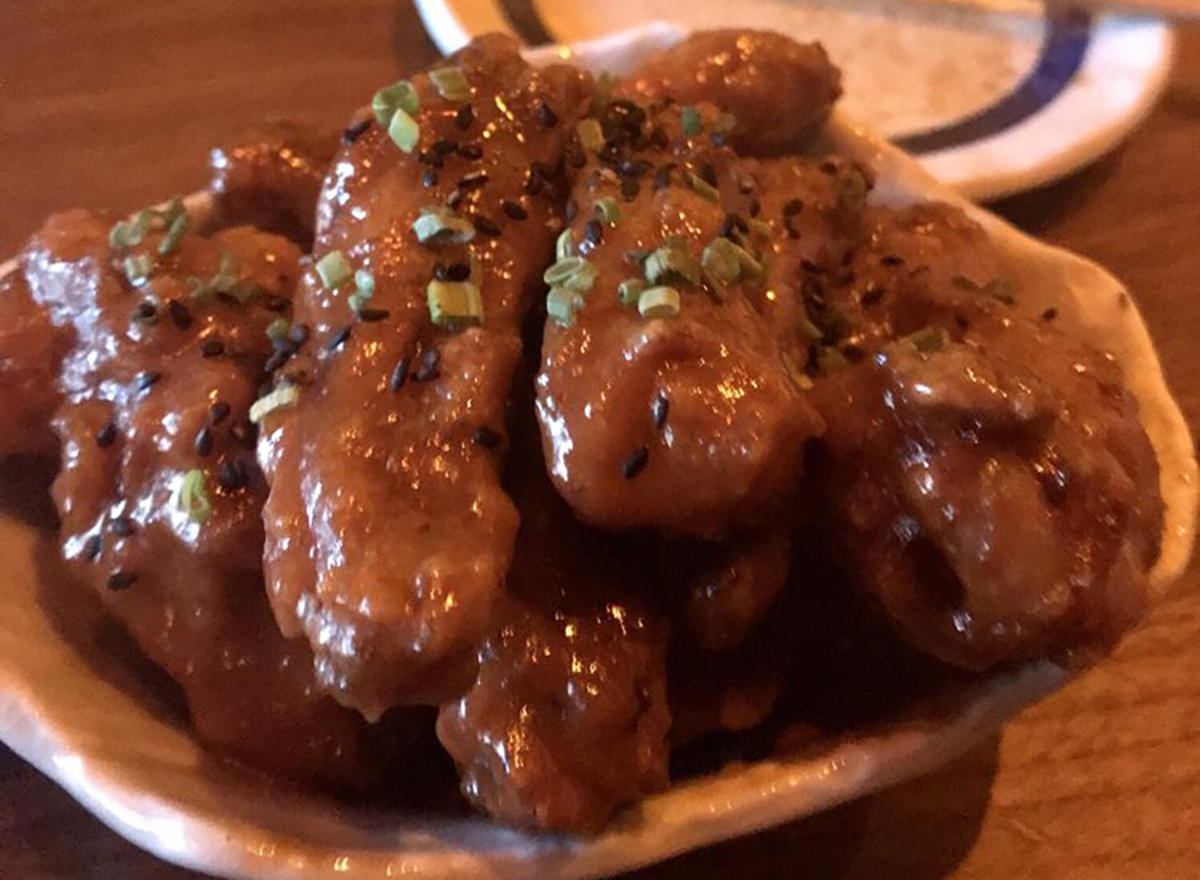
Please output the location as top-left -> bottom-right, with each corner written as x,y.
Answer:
266,317 -> 291,343
680,105 -> 702,136
387,108 -> 421,153
158,212 -> 188,255
702,238 -> 742,286
177,468 -> 212,524
543,256 -> 596,292
316,250 -> 352,289
426,280 -> 484,329
638,285 -> 682,319
547,287 -> 584,326
556,228 -> 574,261
903,325 -> 949,354
372,80 -> 420,126
644,244 -> 701,287
618,278 -> 645,306
412,207 -> 475,245
429,65 -> 471,102
123,254 -> 153,286
576,118 -> 604,152
593,197 -> 622,226
249,384 -> 301,424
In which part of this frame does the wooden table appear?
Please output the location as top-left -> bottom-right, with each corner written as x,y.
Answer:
1,2 -> 1197,877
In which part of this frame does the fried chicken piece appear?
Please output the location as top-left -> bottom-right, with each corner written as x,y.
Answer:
437,397 -> 670,832
537,95 -> 822,541
0,270 -> 69,456
620,29 -> 841,155
209,121 -> 340,248
808,207 -> 1162,670
257,35 -> 593,718
17,208 -> 422,787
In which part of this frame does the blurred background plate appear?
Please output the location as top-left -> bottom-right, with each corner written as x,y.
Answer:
415,0 -> 1174,201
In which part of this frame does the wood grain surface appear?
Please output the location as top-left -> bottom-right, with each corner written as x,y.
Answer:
0,2 -> 1197,878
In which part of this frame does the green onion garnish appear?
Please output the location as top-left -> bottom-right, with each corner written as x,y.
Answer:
348,269 -> 376,313
590,71 -> 617,115
983,278 -> 1016,305
685,171 -> 719,203
426,280 -> 484,329
249,384 -> 301,424
158,211 -> 188,256
178,469 -> 212,524
903,325 -> 949,354
594,197 -> 622,226
429,65 -> 471,102
644,244 -> 701,287
547,287 -> 584,326
388,108 -> 421,153
316,250 -> 352,289
702,238 -> 743,286
543,257 -> 596,292
576,118 -> 604,152
123,254 -> 153,286
372,80 -> 420,126
837,167 -> 870,213
680,106 -> 702,136
748,219 -> 772,244
266,317 -> 291,343
411,207 -> 475,245
638,285 -> 682,319
556,228 -> 574,261
712,112 -> 738,136
618,278 -> 646,306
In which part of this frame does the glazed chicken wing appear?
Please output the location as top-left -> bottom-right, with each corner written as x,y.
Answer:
10,207 -> 422,786
536,93 -> 822,540
808,207 -> 1162,670
619,29 -> 841,155
257,36 -> 592,718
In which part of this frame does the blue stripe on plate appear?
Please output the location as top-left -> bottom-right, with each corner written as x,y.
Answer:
481,1 -> 1093,156
894,12 -> 1093,155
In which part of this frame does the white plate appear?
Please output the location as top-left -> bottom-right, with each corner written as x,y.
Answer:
416,0 -> 1175,201
0,24 -> 1195,880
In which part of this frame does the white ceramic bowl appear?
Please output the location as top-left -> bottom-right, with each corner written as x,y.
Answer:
0,24 -> 1194,880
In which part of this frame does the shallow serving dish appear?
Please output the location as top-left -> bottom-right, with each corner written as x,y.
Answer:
0,23 -> 1195,880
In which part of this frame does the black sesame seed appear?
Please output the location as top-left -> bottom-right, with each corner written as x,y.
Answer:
325,326 -> 352,352
357,308 -> 390,322
260,294 -> 289,313
621,445 -> 649,480
650,126 -> 669,149
652,165 -> 672,192
748,198 -> 761,218
621,177 -> 640,202
264,348 -> 293,373
209,401 -> 231,425
880,254 -> 905,267
81,534 -> 102,562
473,426 -> 502,448
842,344 -> 867,363
418,150 -> 444,168
458,171 -> 489,191
422,169 -> 439,189
109,516 -> 136,537
446,261 -> 472,282
502,200 -> 528,221
194,426 -> 214,457
651,395 -> 669,430
343,118 -> 371,144
390,354 -> 411,392
698,164 -> 718,187
131,301 -> 158,324
538,102 -> 559,127
167,299 -> 193,330
1041,307 -> 1059,322
565,144 -> 587,169
136,371 -> 162,392
414,349 -> 440,382
739,177 -> 756,194
800,259 -> 821,274
457,142 -> 483,161
433,138 -> 458,156
711,132 -> 730,147
106,570 -> 138,592
783,198 -> 805,218
525,167 -> 546,196
217,457 -> 249,490
584,218 -> 604,246
455,103 -> 475,130
820,159 -> 839,174
860,285 -> 886,307
564,198 -> 578,222
201,339 -> 225,358
95,421 -> 118,449
473,216 -> 502,238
